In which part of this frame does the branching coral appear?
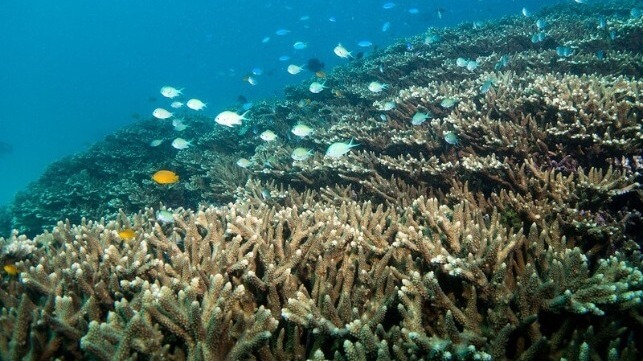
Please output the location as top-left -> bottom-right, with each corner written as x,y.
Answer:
1,1 -> 642,360
3,190 -> 641,359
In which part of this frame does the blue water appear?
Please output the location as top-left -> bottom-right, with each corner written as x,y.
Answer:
0,0 -> 563,206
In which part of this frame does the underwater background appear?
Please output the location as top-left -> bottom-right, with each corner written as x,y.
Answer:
0,0 -> 561,207
0,0 -> 642,360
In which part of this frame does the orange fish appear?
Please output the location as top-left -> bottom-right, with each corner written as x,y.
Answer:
315,70 -> 326,78
3,264 -> 18,276
152,170 -> 179,184
118,228 -> 136,241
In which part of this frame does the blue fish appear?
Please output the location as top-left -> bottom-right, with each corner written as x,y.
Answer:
494,55 -> 510,70
595,50 -> 605,60
556,46 -> 573,57
444,132 -> 460,146
480,79 -> 495,94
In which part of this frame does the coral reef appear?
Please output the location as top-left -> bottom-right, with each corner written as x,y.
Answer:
1,1 -> 642,360
0,195 -> 641,360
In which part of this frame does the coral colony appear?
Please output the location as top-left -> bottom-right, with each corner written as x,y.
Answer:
1,1 -> 642,360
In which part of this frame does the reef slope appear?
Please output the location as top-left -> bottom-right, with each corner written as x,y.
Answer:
1,1 -> 642,360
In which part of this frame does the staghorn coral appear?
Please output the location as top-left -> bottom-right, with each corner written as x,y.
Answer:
0,194 -> 641,360
0,1 -> 642,360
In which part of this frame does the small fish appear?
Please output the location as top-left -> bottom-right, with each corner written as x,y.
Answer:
357,40 -> 373,47
215,110 -> 249,127
153,108 -> 173,120
333,43 -> 353,58
251,67 -> 263,76
287,64 -> 304,75
424,34 -> 440,45
495,55 -> 510,70
236,158 -> 253,168
118,229 -> 136,241
408,8 -> 419,14
326,139 -> 359,158
279,55 -> 291,61
297,99 -> 311,108
380,101 -> 396,111
291,123 -> 314,137
150,139 -> 164,147
440,98 -> 457,108
172,118 -> 188,131
609,29 -> 617,41
275,29 -> 290,36
240,102 -> 253,111
531,32 -> 546,43
536,19 -> 548,30
186,99 -> 206,110
293,41 -> 308,50
170,101 -> 184,109
244,75 -> 258,86
261,188 -> 271,200
309,81 -> 327,93
291,147 -> 313,161
262,36 -> 271,43
156,210 -> 175,223
480,79 -> 495,94
595,50 -> 605,60
411,112 -> 431,126
382,2 -> 396,9
381,21 -> 391,32
152,170 -> 179,185
522,7 -> 531,17
160,86 -> 183,99
444,131 -> 460,145
456,58 -> 468,67
260,130 -> 278,141
597,16 -> 607,29
556,46 -> 574,57
171,138 -> 191,150
3,264 -> 18,276
368,81 -> 388,93
466,60 -> 478,71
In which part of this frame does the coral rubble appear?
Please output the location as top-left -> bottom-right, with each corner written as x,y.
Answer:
1,1 -> 642,360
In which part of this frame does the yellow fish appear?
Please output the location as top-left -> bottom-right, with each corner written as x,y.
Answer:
118,228 -> 136,241
3,264 -> 19,276
152,170 -> 179,184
